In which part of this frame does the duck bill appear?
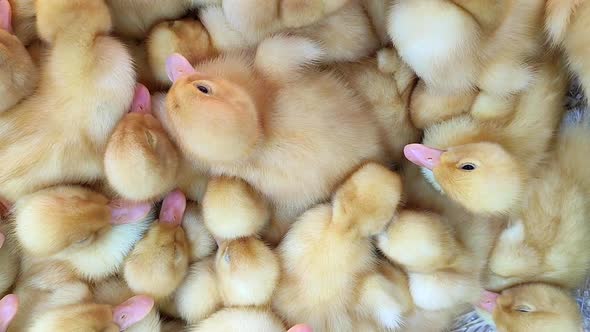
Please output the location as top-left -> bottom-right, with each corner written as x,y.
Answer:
404,144 -> 444,170
477,290 -> 500,313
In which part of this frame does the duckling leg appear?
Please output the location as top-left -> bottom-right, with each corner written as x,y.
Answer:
104,84 -> 180,202
377,210 -> 462,273
0,0 -> 37,113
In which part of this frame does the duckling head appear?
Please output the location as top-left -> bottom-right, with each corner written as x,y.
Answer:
476,284 -> 582,332
164,54 -> 262,164
404,142 -> 523,214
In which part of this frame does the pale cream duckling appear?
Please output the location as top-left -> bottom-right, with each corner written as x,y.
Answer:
389,0 -> 546,124
485,110 -> 590,291
0,0 -> 136,202
29,295 -> 155,332
124,190 -> 190,300
377,209 -> 495,315
0,0 -> 37,112
146,2 -> 378,87
0,294 -> 17,332
475,284 -> 582,332
161,37 -> 384,243
14,185 -> 153,281
273,163 -> 402,332
403,54 -> 568,214
182,201 -> 216,263
187,308 -> 285,332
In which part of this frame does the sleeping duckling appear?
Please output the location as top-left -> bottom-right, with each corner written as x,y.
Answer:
14,185 -> 153,281
124,190 -> 190,300
0,0 -> 37,113
545,0 -> 590,104
389,0 -> 546,124
475,284 -> 582,332
403,53 -> 568,214
161,37 -> 384,243
0,294 -> 17,332
377,209 -> 496,315
146,2 -> 378,87
485,110 -> 590,291
0,0 -> 136,202
8,261 -> 93,331
28,295 -> 155,332
93,277 -> 163,332
104,88 -> 210,203
273,163 -> 402,332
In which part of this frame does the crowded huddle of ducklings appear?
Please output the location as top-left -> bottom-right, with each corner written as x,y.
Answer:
0,0 -> 590,331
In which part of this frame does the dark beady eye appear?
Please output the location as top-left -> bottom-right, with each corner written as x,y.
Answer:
195,84 -> 211,95
460,163 -> 477,171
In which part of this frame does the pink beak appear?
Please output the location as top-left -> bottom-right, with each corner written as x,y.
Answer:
477,290 -> 500,313
404,144 -> 444,170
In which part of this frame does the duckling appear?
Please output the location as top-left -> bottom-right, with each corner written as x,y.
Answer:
377,209 -> 496,315
164,188 -> 277,323
273,163 -> 402,332
14,185 -> 154,281
0,0 -> 37,113
28,295 -> 155,332
403,54 -> 568,214
104,85 -> 181,202
475,284 -> 582,332
93,277 -> 162,332
187,308 -> 285,332
389,0 -> 546,124
124,190 -> 190,300
162,37 -> 384,243
146,2 -> 378,87
0,224 -> 19,296
0,0 -> 136,202
8,261 -> 93,331
485,110 -> 590,292
0,294 -> 17,332
545,0 -> 590,103
7,0 -> 35,45
105,0 -> 194,39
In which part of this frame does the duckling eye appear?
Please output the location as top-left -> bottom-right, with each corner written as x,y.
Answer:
459,163 -> 477,171
195,84 -> 211,95
514,305 -> 533,313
